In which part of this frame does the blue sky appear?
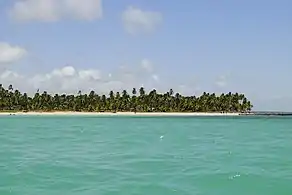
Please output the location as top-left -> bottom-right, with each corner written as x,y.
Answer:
0,0 -> 291,111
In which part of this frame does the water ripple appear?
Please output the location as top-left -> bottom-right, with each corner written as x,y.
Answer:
1,116 -> 292,195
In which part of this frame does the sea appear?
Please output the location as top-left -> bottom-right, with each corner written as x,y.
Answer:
0,115 -> 291,195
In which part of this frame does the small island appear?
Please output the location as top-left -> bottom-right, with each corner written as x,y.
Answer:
0,84 -> 253,116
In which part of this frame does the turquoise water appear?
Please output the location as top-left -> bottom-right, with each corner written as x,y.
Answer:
1,116 -> 292,195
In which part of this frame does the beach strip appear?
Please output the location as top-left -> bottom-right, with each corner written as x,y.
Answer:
0,112 -> 243,116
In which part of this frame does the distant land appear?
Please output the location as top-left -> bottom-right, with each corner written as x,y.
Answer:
246,111 -> 292,116
0,84 -> 253,113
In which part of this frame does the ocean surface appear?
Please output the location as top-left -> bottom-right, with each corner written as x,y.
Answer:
0,115 -> 291,195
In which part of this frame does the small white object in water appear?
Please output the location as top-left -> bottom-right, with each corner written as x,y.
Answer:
160,135 -> 164,140
229,174 -> 241,179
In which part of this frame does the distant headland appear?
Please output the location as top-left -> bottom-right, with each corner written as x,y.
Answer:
241,111 -> 292,116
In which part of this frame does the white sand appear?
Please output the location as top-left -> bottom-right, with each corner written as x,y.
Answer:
0,111 -> 242,116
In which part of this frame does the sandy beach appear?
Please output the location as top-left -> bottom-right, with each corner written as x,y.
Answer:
0,111 -> 242,116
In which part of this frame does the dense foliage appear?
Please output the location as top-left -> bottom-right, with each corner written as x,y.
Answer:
0,84 -> 252,112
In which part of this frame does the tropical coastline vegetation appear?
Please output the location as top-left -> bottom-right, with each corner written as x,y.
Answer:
0,84 -> 253,113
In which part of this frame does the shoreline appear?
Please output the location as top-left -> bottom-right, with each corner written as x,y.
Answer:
0,111 -> 245,116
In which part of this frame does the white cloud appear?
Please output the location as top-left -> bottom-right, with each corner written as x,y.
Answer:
9,0 -> 102,22
51,66 -> 76,77
64,0 -> 102,20
0,42 -> 27,64
141,58 -> 153,72
0,70 -> 21,79
122,6 -> 163,35
152,74 -> 159,81
0,59 -> 163,95
0,58 -> 201,97
215,75 -> 227,88
175,84 -> 201,96
78,69 -> 101,80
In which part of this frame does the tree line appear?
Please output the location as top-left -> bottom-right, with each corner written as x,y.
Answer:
0,84 -> 253,112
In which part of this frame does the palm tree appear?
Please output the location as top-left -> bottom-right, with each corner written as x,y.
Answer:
8,84 -> 13,92
139,87 -> 145,97
132,88 -> 137,96
0,84 -> 253,113
169,89 -> 174,96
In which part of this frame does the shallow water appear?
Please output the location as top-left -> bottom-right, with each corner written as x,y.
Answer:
0,116 -> 291,195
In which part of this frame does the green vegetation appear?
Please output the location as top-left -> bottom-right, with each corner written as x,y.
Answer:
0,84 -> 252,112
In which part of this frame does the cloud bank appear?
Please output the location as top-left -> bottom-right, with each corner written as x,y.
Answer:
0,59 -> 162,95
122,6 -> 163,34
0,42 -> 27,64
9,0 -> 103,22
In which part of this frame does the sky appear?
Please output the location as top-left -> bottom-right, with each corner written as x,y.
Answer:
0,0 -> 291,111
